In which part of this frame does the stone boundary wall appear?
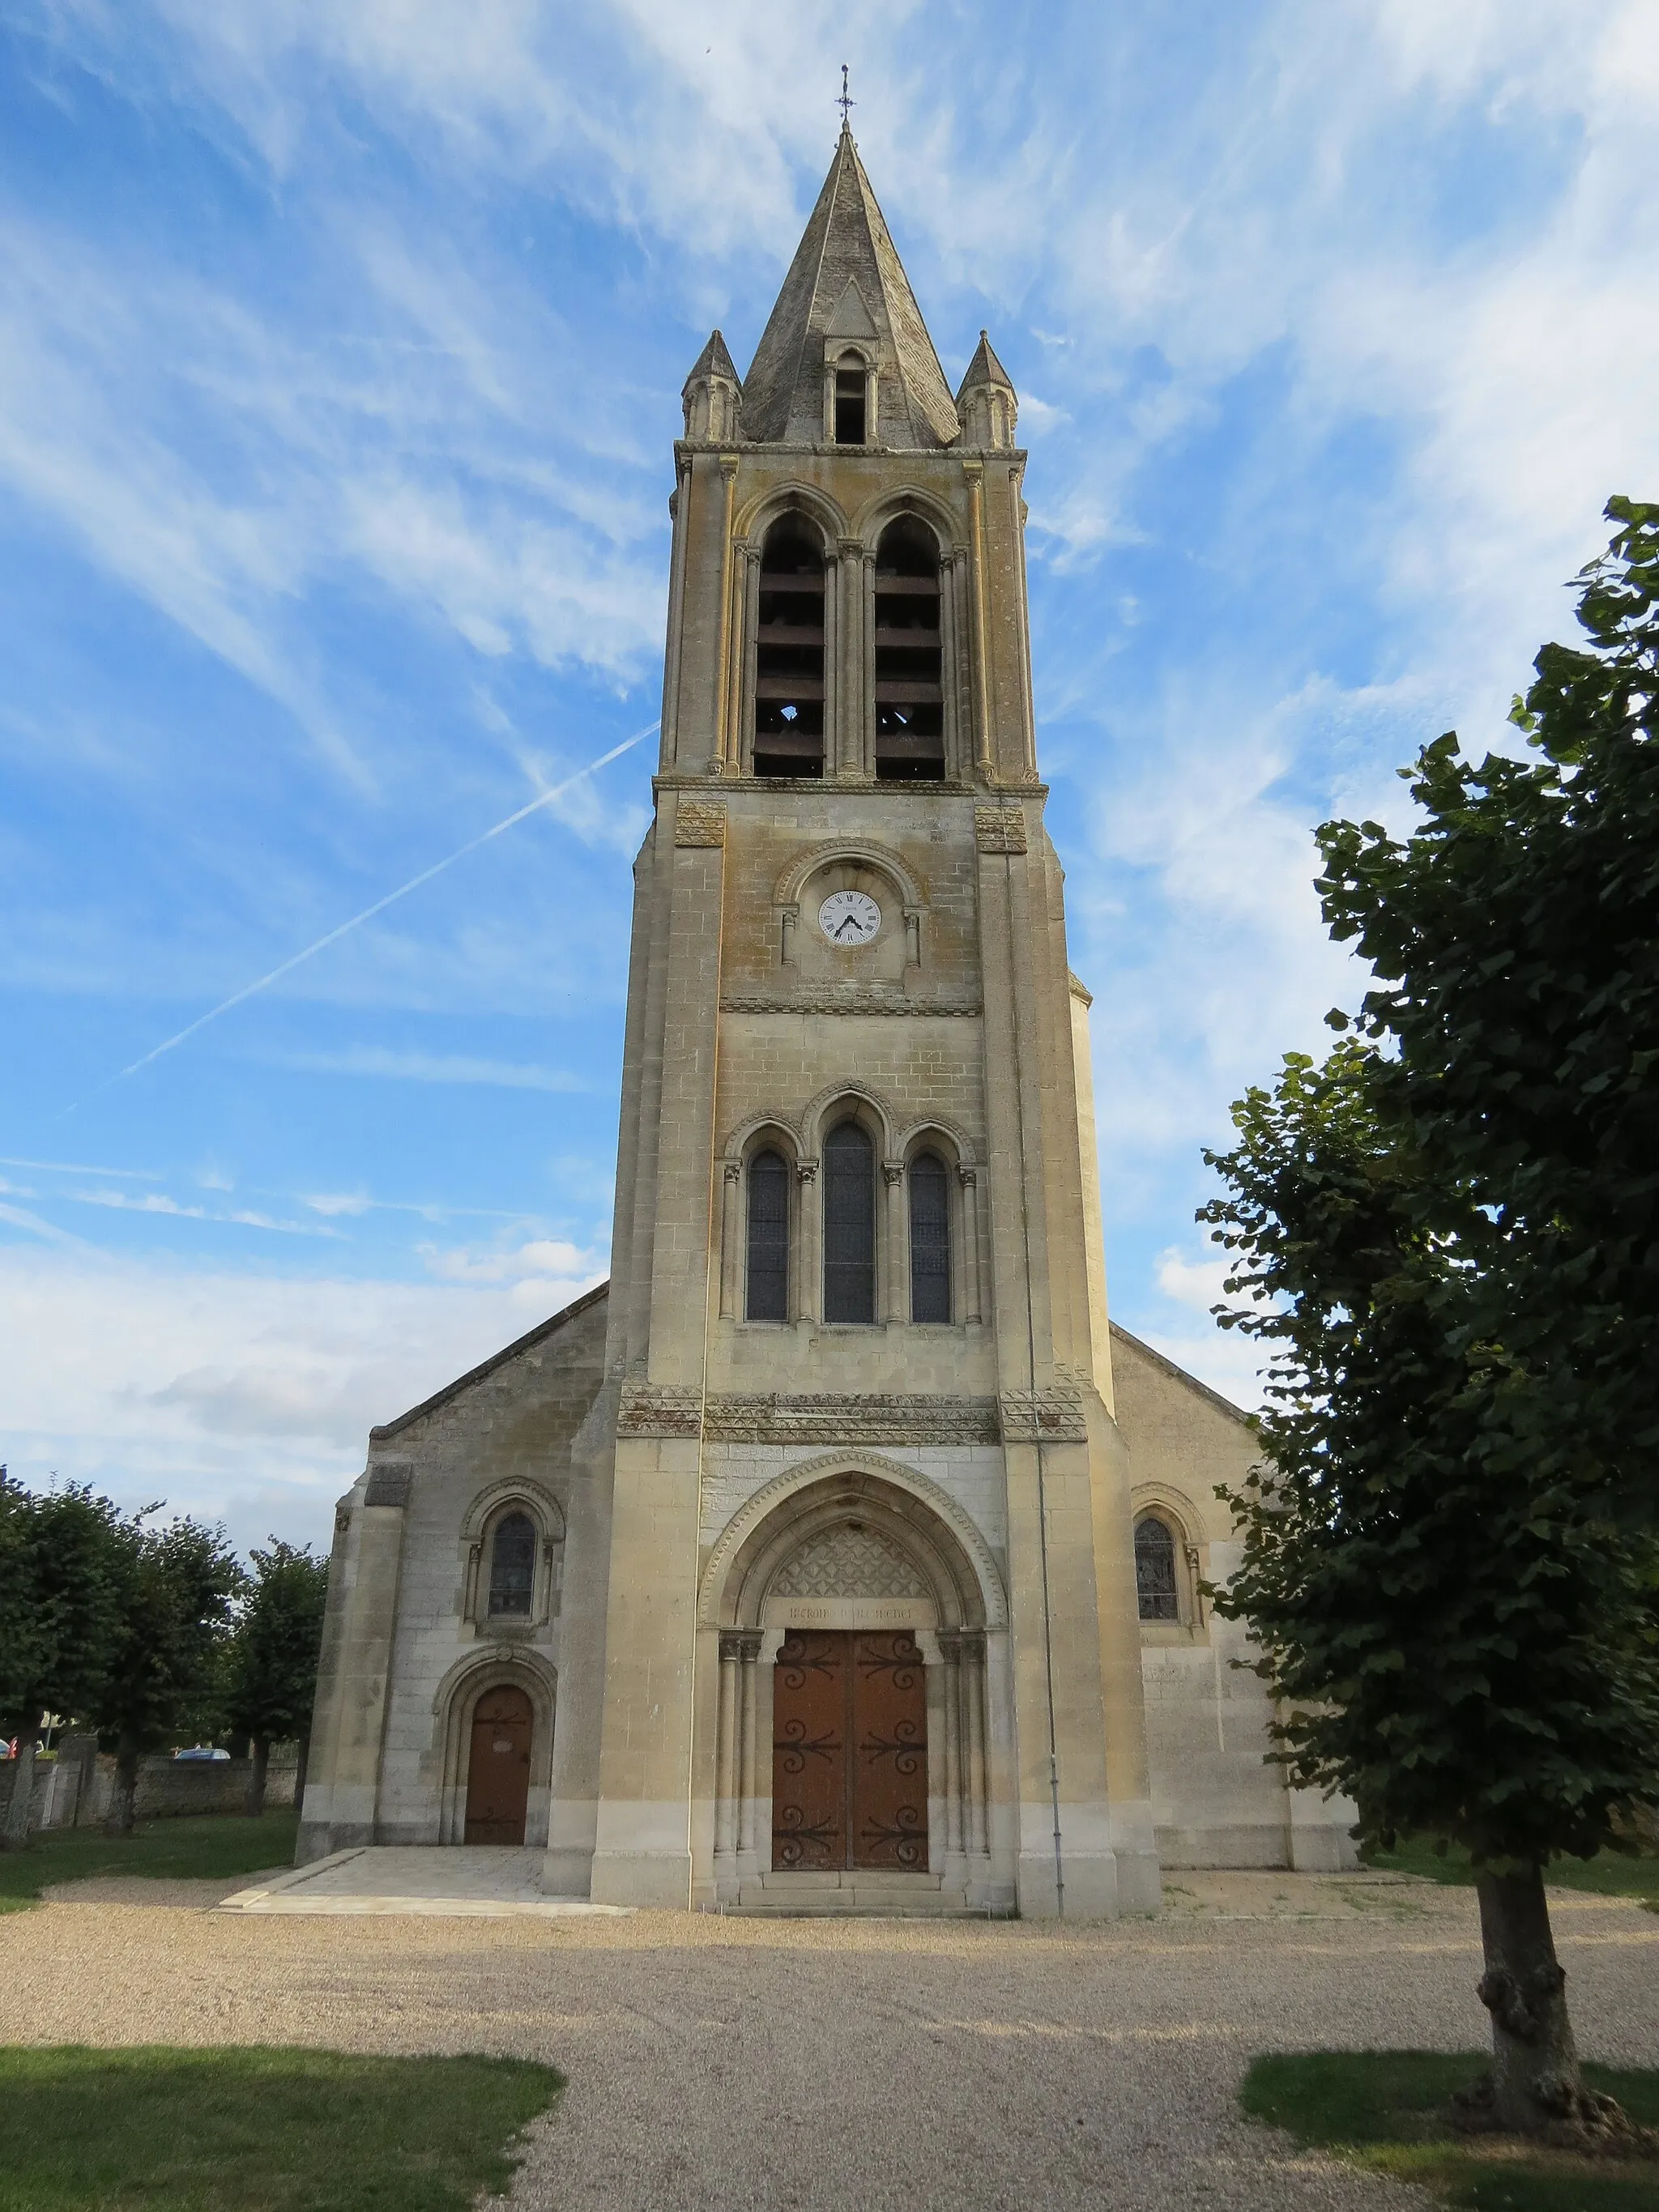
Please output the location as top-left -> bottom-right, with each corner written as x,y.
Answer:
0,1741 -> 299,1832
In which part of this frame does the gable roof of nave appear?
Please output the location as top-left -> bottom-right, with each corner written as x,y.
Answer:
369,1278 -> 609,1442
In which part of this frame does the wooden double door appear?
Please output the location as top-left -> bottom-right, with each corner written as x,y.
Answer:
772,1630 -> 928,1871
463,1684 -> 533,1844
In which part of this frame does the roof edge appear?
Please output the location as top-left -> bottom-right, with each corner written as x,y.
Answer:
1108,1320 -> 1252,1427
369,1278 -> 611,1440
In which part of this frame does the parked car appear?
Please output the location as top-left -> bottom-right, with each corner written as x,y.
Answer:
172,1746 -> 231,1762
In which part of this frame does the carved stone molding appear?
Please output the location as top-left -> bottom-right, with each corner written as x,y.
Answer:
675,801 -> 727,847
617,1383 -> 704,1438
770,1523 -> 930,1602
998,1385 -> 1087,1443
703,1393 -> 1000,1446
975,804 -> 1027,855
721,989 -> 981,1016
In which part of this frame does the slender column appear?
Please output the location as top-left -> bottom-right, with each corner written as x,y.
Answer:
661,458 -> 690,765
796,1162 -> 821,1324
963,462 -> 993,781
1009,466 -> 1037,776
939,550 -> 960,780
723,534 -> 749,769
714,1633 -> 740,1864
882,1161 -> 906,1325
736,545 -> 761,774
736,1631 -> 763,1869
958,1167 -> 983,1323
712,459 -> 739,771
940,1635 -> 964,1861
837,537 -> 864,778
719,1163 -> 740,1320
966,1634 -> 990,1857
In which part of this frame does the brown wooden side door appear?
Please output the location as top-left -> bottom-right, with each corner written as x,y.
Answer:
849,1631 -> 928,1869
464,1684 -> 533,1844
772,1630 -> 928,1872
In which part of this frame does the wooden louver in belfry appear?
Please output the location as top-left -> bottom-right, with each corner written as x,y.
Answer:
872,518 -> 945,781
753,522 -> 825,778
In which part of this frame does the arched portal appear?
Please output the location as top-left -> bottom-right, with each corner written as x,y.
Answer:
704,1468 -> 1000,1899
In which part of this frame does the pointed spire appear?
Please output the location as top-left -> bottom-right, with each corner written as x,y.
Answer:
681,328 -> 742,443
956,330 -> 1018,450
741,133 -> 960,449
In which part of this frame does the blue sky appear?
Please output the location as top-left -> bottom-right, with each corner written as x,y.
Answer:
2,0 -> 1656,1557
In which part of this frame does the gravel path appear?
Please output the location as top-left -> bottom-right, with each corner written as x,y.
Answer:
3,1875 -> 1655,2211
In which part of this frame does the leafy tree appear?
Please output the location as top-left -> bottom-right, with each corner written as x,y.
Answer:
0,1476 -> 125,1851
87,1515 -> 245,1835
1318,495 -> 1659,1529
1202,502 -> 1659,2149
224,1540 -> 328,1815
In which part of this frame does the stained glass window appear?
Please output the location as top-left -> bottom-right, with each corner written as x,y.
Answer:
488,1511 -> 537,1617
747,1149 -> 790,1320
909,1152 -> 951,1323
823,1121 -> 876,1323
1134,1515 -> 1179,1622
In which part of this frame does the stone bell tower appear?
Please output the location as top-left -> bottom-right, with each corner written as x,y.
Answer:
573,121 -> 1160,1916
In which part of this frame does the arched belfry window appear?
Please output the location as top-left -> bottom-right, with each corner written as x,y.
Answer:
1134,1515 -> 1179,1622
908,1151 -> 951,1323
874,518 -> 944,782
746,1149 -> 791,1322
753,518 -> 825,780
834,354 -> 868,444
488,1511 -> 537,1617
822,1121 -> 876,1323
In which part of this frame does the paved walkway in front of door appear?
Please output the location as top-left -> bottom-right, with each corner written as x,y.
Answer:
218,1844 -> 633,1917
6,1873 -> 1657,2210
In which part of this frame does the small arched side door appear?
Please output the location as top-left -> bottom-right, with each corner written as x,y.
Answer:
463,1683 -> 534,1843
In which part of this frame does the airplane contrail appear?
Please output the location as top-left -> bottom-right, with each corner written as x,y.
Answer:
71,722 -> 657,1106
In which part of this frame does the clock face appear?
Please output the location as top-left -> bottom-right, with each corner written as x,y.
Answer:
819,889 -> 881,947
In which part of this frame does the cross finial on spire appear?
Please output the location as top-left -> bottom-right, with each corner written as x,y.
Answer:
838,64 -> 855,130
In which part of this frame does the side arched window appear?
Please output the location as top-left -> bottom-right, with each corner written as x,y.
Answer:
909,1151 -> 951,1323
746,1150 -> 790,1321
488,1512 -> 537,1617
753,518 -> 825,780
1134,1515 -> 1179,1622
822,1121 -> 876,1323
873,518 -> 944,782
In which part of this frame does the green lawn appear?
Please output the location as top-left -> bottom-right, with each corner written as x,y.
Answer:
1364,1833 -> 1659,1909
1242,2051 -> 1659,2210
0,2046 -> 561,2212
0,1809 -> 299,1911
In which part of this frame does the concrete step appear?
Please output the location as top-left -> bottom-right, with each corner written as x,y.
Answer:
731,1869 -> 987,1917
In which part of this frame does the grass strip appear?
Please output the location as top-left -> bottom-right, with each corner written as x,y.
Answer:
0,1809 -> 300,1911
0,2045 -> 562,2212
1362,1834 -> 1659,1909
1242,2050 -> 1659,2210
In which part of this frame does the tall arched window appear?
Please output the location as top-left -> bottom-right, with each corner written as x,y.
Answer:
834,355 -> 868,444
746,1149 -> 791,1321
1134,1515 -> 1179,1622
822,1120 -> 876,1323
488,1511 -> 537,1617
753,518 -> 825,779
873,517 -> 944,782
908,1151 -> 951,1323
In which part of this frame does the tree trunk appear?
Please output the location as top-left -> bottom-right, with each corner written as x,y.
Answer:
104,1737 -> 140,1835
2,1724 -> 39,1852
247,1735 -> 269,1818
293,1733 -> 310,1813
1468,1866 -> 1655,2151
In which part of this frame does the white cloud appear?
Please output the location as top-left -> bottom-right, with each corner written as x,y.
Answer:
0,1247 -> 603,1552
265,1046 -> 591,1091
420,1234 -> 604,1307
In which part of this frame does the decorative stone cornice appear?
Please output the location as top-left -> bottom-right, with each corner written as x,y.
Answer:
703,1393 -> 1000,1445
675,801 -> 727,847
617,1383 -> 704,1438
721,989 -> 981,1016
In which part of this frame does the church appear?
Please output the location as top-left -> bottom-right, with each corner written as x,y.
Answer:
298,124 -> 1358,1914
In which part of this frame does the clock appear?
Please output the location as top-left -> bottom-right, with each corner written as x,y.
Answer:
818,889 -> 881,947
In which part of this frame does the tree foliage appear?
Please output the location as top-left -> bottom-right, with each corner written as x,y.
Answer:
224,1539 -> 328,1812
1201,500 -> 1659,2143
